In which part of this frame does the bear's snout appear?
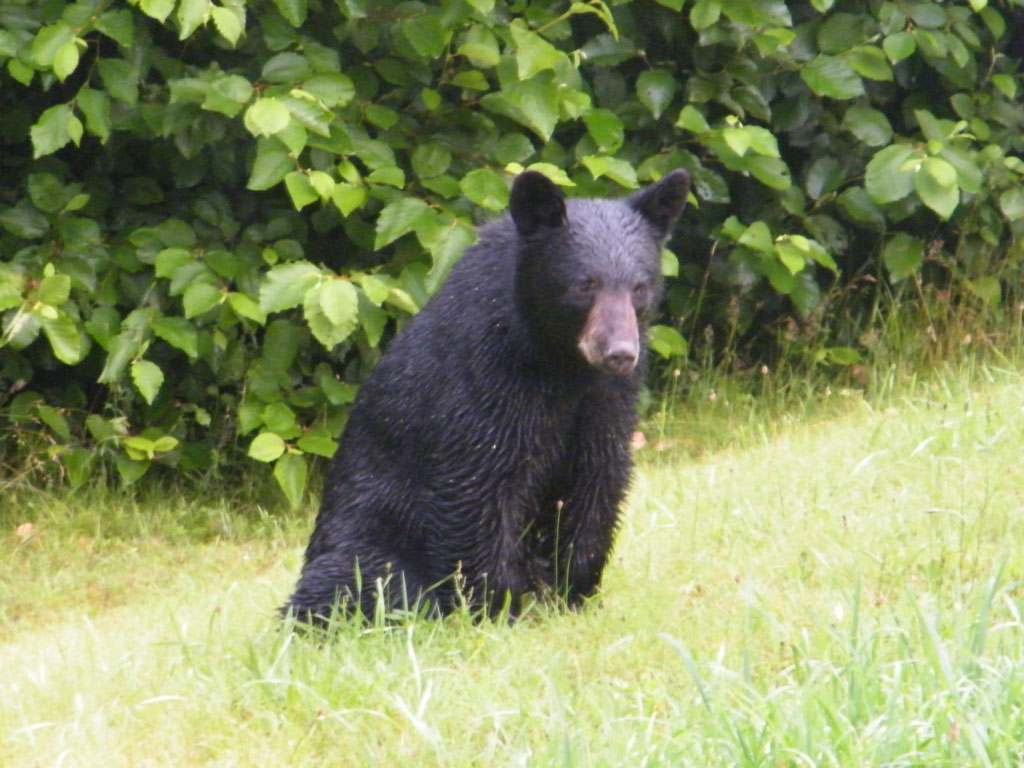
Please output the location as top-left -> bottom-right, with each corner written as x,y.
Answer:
577,290 -> 640,375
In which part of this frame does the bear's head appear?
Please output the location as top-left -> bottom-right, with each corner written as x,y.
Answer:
510,170 -> 690,376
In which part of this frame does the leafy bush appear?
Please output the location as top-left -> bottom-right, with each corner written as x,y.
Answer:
1,0 -> 1021,503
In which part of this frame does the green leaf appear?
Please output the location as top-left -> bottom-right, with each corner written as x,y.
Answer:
358,274 -> 390,306
966,276 -> 1000,306
914,159 -> 959,219
412,143 -> 452,179
284,171 -> 318,210
259,261 -> 320,313
95,9 -> 135,47
98,59 -> 138,104
37,405 -> 71,440
274,452 -> 307,509
805,156 -> 842,199
882,233 -> 924,281
319,279 -> 358,327
35,274 -> 71,306
131,360 -> 164,404
211,6 -> 243,45
636,70 -> 677,119
249,432 -> 286,462
4,310 -> 41,349
648,325 -> 688,359
365,104 -> 398,129
7,59 -> 33,86
999,188 -> 1024,221
331,183 -> 367,216
304,279 -> 358,349
800,55 -> 865,100
140,0 -> 176,23
722,127 -> 750,157
865,144 -> 919,204
938,145 -> 982,195
822,346 -> 861,365
115,454 -> 150,483
99,308 -> 153,383
817,12 -> 873,53
745,156 -> 791,191
846,46 -> 892,82
183,282 -> 223,318
422,220 -> 477,294
84,306 -> 119,351
402,11 -> 446,59
458,25 -> 500,68
39,312 -> 84,364
53,40 -> 81,82
244,98 -> 291,137
366,165 -> 405,188
319,375 -> 358,405
201,75 -> 255,116
510,20 -> 564,79
31,23 -> 74,68
676,104 -> 710,134
842,105 -> 892,146
745,126 -> 780,157
248,147 -> 293,191
262,402 -> 298,435
738,221 -> 773,255
583,109 -> 624,152
481,78 -> 560,141
152,315 -> 200,357
31,104 -> 79,158
263,53 -> 312,83
790,272 -> 822,318
883,32 -> 916,63
374,196 -> 431,249
0,283 -> 21,312
979,7 -> 1005,39
581,156 -> 638,188
661,249 -> 679,277
24,178 -> 66,216
774,240 -> 806,274
177,0 -> 209,39
991,74 -> 1017,101
460,168 -> 509,210
271,0 -> 307,26
308,170 -> 336,200
0,203 -> 49,239
155,247 -> 192,279
76,88 -> 112,142
907,2 -> 946,27
920,157 -> 957,189
279,93 -> 332,137
227,293 -> 266,324
297,428 -> 338,458
690,0 -> 721,30
304,73 -> 355,108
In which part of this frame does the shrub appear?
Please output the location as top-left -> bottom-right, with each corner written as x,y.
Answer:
1,0 -> 1021,502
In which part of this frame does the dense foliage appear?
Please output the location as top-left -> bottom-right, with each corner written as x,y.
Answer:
1,0 -> 1021,503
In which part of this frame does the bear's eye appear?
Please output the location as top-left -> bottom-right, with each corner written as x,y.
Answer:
572,277 -> 598,295
633,283 -> 650,300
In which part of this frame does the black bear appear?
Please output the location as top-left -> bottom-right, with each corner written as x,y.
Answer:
285,169 -> 690,622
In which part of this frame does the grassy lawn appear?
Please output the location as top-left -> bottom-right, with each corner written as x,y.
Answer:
2,363 -> 1023,766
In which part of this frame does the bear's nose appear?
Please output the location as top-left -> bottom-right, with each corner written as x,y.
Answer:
602,343 -> 638,374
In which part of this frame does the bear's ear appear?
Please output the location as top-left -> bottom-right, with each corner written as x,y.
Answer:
509,171 -> 567,236
629,169 -> 690,242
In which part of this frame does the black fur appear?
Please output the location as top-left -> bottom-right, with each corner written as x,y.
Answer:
285,170 -> 690,621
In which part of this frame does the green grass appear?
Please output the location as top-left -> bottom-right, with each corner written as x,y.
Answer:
2,361 -> 1023,766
